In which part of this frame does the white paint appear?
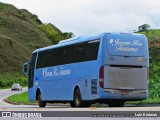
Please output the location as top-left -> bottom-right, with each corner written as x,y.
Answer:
109,39 -> 143,52
42,67 -> 71,78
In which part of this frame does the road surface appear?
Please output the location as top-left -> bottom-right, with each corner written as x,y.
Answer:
0,88 -> 160,119
0,88 -> 160,111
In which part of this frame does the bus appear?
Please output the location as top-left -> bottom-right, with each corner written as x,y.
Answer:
23,32 -> 149,107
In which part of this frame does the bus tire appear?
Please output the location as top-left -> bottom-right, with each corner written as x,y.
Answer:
38,92 -> 46,107
70,88 -> 83,107
108,100 -> 124,107
70,101 -> 91,108
70,101 -> 76,107
83,101 -> 91,107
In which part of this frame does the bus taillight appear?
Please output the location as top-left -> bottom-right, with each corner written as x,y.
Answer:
99,66 -> 104,88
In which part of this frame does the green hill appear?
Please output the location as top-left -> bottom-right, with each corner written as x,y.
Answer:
138,29 -> 160,98
0,2 -> 72,74
138,29 -> 160,46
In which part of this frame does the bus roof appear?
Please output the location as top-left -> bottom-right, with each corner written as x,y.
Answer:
32,32 -> 146,54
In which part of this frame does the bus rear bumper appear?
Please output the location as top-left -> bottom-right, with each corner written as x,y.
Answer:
98,89 -> 148,100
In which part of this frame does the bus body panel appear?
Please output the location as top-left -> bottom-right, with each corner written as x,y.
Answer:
28,87 -> 35,100
98,33 -> 149,100
104,66 -> 148,90
105,34 -> 149,67
98,87 -> 148,99
107,34 -> 146,57
34,61 -> 99,101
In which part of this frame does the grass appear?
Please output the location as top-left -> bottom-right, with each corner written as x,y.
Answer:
7,91 -> 37,104
7,91 -> 160,105
138,29 -> 160,43
126,99 -> 160,105
0,2 -> 62,74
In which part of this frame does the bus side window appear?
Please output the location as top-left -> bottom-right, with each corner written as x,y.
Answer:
50,50 -> 57,66
30,53 -> 37,70
36,51 -> 45,69
76,42 -> 86,62
86,40 -> 100,61
54,48 -> 63,66
63,45 -> 76,64
45,49 -> 59,67
29,53 -> 37,88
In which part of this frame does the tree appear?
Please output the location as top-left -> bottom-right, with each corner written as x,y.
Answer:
138,24 -> 150,32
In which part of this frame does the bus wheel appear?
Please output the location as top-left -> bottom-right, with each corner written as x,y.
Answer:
83,101 -> 91,107
38,92 -> 46,107
70,88 -> 91,107
70,101 -> 76,107
70,88 -> 82,107
108,101 -> 124,107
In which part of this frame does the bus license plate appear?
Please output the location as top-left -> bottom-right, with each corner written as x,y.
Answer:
121,91 -> 130,95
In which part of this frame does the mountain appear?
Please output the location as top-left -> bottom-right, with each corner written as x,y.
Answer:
0,2 -> 66,74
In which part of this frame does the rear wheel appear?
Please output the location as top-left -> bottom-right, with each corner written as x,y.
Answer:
108,100 -> 124,107
70,88 -> 91,108
38,92 -> 46,107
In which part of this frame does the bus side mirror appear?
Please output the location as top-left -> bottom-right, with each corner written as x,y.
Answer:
23,62 -> 30,75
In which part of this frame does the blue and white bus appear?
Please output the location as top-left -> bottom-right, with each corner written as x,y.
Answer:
23,32 -> 149,107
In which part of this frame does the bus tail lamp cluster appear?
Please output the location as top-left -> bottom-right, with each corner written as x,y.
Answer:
99,66 -> 104,88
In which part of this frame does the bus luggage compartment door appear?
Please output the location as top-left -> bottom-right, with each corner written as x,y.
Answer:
103,65 -> 148,90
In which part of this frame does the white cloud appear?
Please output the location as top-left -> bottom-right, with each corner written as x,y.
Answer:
0,0 -> 160,36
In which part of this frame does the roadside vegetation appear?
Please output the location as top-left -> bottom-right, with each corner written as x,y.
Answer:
138,27 -> 160,99
0,73 -> 27,89
7,91 -> 37,104
0,2 -> 72,89
0,2 -> 73,75
127,99 -> 160,105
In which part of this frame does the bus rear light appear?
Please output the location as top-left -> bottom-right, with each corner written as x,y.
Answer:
99,66 -> 104,88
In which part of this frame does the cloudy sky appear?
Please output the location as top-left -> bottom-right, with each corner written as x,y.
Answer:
0,0 -> 160,36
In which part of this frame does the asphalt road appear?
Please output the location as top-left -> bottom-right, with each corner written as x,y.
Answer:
0,88 -> 160,111
0,88 -> 160,119
0,87 -> 29,108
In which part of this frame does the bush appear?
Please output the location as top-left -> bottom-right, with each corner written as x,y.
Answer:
149,46 -> 160,98
0,73 -> 27,89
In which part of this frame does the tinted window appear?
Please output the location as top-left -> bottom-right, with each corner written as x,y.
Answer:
86,40 -> 100,61
63,45 -> 76,64
36,51 -> 46,68
29,53 -> 37,88
55,47 -> 64,66
36,39 -> 100,68
76,42 -> 86,62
